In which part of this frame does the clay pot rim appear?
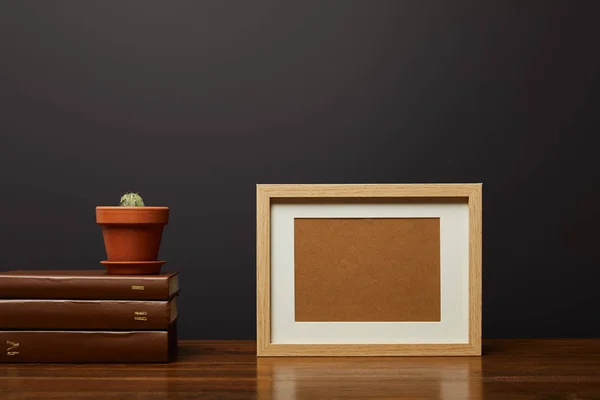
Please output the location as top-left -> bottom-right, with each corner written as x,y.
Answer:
96,206 -> 169,224
96,206 -> 169,210
100,260 -> 166,265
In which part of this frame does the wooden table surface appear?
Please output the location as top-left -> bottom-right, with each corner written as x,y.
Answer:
1,339 -> 599,399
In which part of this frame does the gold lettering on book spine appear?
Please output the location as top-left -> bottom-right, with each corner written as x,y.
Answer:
134,311 -> 148,321
6,341 -> 19,356
131,285 -> 144,290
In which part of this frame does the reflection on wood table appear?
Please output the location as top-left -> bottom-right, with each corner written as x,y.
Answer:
1,339 -> 600,399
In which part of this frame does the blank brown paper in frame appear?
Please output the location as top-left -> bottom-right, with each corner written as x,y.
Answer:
294,217 -> 441,322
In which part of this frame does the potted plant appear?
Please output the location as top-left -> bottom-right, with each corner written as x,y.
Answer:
96,193 -> 169,275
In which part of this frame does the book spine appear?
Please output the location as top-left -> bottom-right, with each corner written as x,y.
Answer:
0,276 -> 171,300
0,329 -> 177,363
0,299 -> 175,330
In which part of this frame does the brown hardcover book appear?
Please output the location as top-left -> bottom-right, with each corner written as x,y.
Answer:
0,322 -> 178,363
0,298 -> 177,330
0,270 -> 179,300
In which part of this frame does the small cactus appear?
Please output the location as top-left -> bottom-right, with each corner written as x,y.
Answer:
119,192 -> 145,207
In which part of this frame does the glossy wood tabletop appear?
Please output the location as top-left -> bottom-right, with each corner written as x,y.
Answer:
1,339 -> 600,399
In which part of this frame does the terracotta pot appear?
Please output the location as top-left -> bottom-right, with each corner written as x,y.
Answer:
100,261 -> 166,275
96,207 -> 169,274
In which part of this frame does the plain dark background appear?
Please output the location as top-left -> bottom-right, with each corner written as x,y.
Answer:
0,1 -> 598,340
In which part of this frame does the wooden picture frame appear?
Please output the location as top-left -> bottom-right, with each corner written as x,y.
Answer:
256,184 -> 482,356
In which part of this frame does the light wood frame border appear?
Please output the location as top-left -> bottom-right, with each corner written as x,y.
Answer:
257,184 -> 482,356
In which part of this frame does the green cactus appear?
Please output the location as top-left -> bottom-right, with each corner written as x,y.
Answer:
119,192 -> 145,207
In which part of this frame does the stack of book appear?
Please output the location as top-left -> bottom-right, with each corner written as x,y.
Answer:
0,270 -> 179,363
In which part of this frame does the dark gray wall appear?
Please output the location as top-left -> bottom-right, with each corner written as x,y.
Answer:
1,1 -> 598,339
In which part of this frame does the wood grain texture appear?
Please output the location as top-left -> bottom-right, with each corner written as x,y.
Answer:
2,340 -> 600,399
256,185 -> 271,355
259,183 -> 477,198
469,184 -> 483,355
260,343 -> 479,357
256,183 -> 483,356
